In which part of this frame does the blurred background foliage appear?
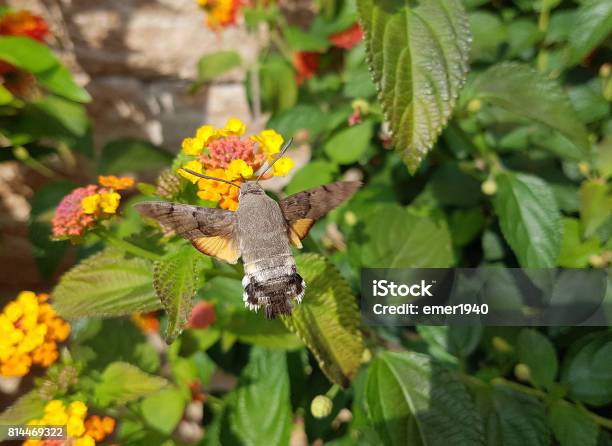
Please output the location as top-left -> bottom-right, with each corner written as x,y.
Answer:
0,0 -> 611,445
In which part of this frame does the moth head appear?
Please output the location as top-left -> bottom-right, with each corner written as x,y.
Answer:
239,181 -> 265,197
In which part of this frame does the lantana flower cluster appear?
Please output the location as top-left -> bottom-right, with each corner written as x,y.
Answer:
196,0 -> 243,29
23,400 -> 115,446
0,291 -> 70,377
52,175 -> 134,240
178,117 -> 294,211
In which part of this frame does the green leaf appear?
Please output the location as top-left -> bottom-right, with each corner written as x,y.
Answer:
517,329 -> 558,389
229,348 -> 292,445
53,249 -> 161,319
141,387 -> 186,435
548,400 -> 599,446
472,62 -> 590,155
559,218 -> 600,268
194,50 -> 242,90
260,56 -> 298,113
154,246 -> 199,343
0,392 -> 46,441
472,384 -> 550,446
580,180 -> 612,238
28,96 -> 89,137
267,104 -> 329,139
568,0 -> 612,65
94,362 -> 167,406
324,121 -> 373,164
281,253 -> 364,387
0,36 -> 90,102
285,26 -> 330,51
561,331 -> 612,406
351,204 -> 454,268
98,138 -> 172,174
357,0 -> 471,172
365,351 -> 484,445
285,160 -> 338,195
494,172 -> 561,268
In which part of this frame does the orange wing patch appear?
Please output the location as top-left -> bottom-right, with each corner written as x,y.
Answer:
288,218 -> 314,248
192,236 -> 240,263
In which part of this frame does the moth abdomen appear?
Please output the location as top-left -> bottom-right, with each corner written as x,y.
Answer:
242,271 -> 305,319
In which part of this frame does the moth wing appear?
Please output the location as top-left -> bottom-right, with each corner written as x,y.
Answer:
134,201 -> 241,263
279,181 -> 361,247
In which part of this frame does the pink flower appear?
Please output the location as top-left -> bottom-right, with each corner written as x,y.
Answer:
51,185 -> 99,238
187,301 -> 217,329
200,135 -> 263,170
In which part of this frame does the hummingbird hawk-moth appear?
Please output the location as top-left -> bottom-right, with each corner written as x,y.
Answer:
135,141 -> 360,319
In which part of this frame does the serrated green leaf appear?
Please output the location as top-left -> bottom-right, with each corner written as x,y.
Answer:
94,362 -> 167,406
357,0 -> 471,172
472,62 -> 589,155
548,400 -> 599,446
561,331 -> 612,406
53,249 -> 161,319
154,246 -> 199,343
0,392 -> 46,441
229,348 -> 292,446
365,351 -> 485,445
517,329 -> 558,389
472,384 -> 550,446
351,203 -> 454,268
281,253 -> 364,387
568,0 -> 612,65
494,172 -> 561,268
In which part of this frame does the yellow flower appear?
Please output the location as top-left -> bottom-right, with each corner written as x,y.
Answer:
196,124 -> 218,145
3,301 -> 23,322
67,415 -> 86,437
223,117 -> 246,136
74,435 -> 96,446
81,194 -> 100,214
252,129 -> 284,159
272,156 -> 294,176
68,401 -> 88,418
99,192 -> 121,214
197,189 -> 221,202
226,159 -> 253,180
179,160 -> 204,184
44,400 -> 65,414
182,137 -> 205,156
98,175 -> 134,190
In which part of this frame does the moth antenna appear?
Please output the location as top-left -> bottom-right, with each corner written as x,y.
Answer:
256,137 -> 293,184
180,168 -> 241,188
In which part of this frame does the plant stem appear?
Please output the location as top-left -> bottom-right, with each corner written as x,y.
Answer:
95,228 -> 162,261
13,146 -> 59,179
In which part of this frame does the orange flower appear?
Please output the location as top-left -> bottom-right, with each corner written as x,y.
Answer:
197,0 -> 243,29
85,415 -> 116,442
131,312 -> 160,334
329,23 -> 363,50
0,10 -> 49,41
98,175 -> 134,190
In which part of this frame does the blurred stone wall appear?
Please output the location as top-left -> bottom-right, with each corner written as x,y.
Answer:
9,0 -> 258,151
